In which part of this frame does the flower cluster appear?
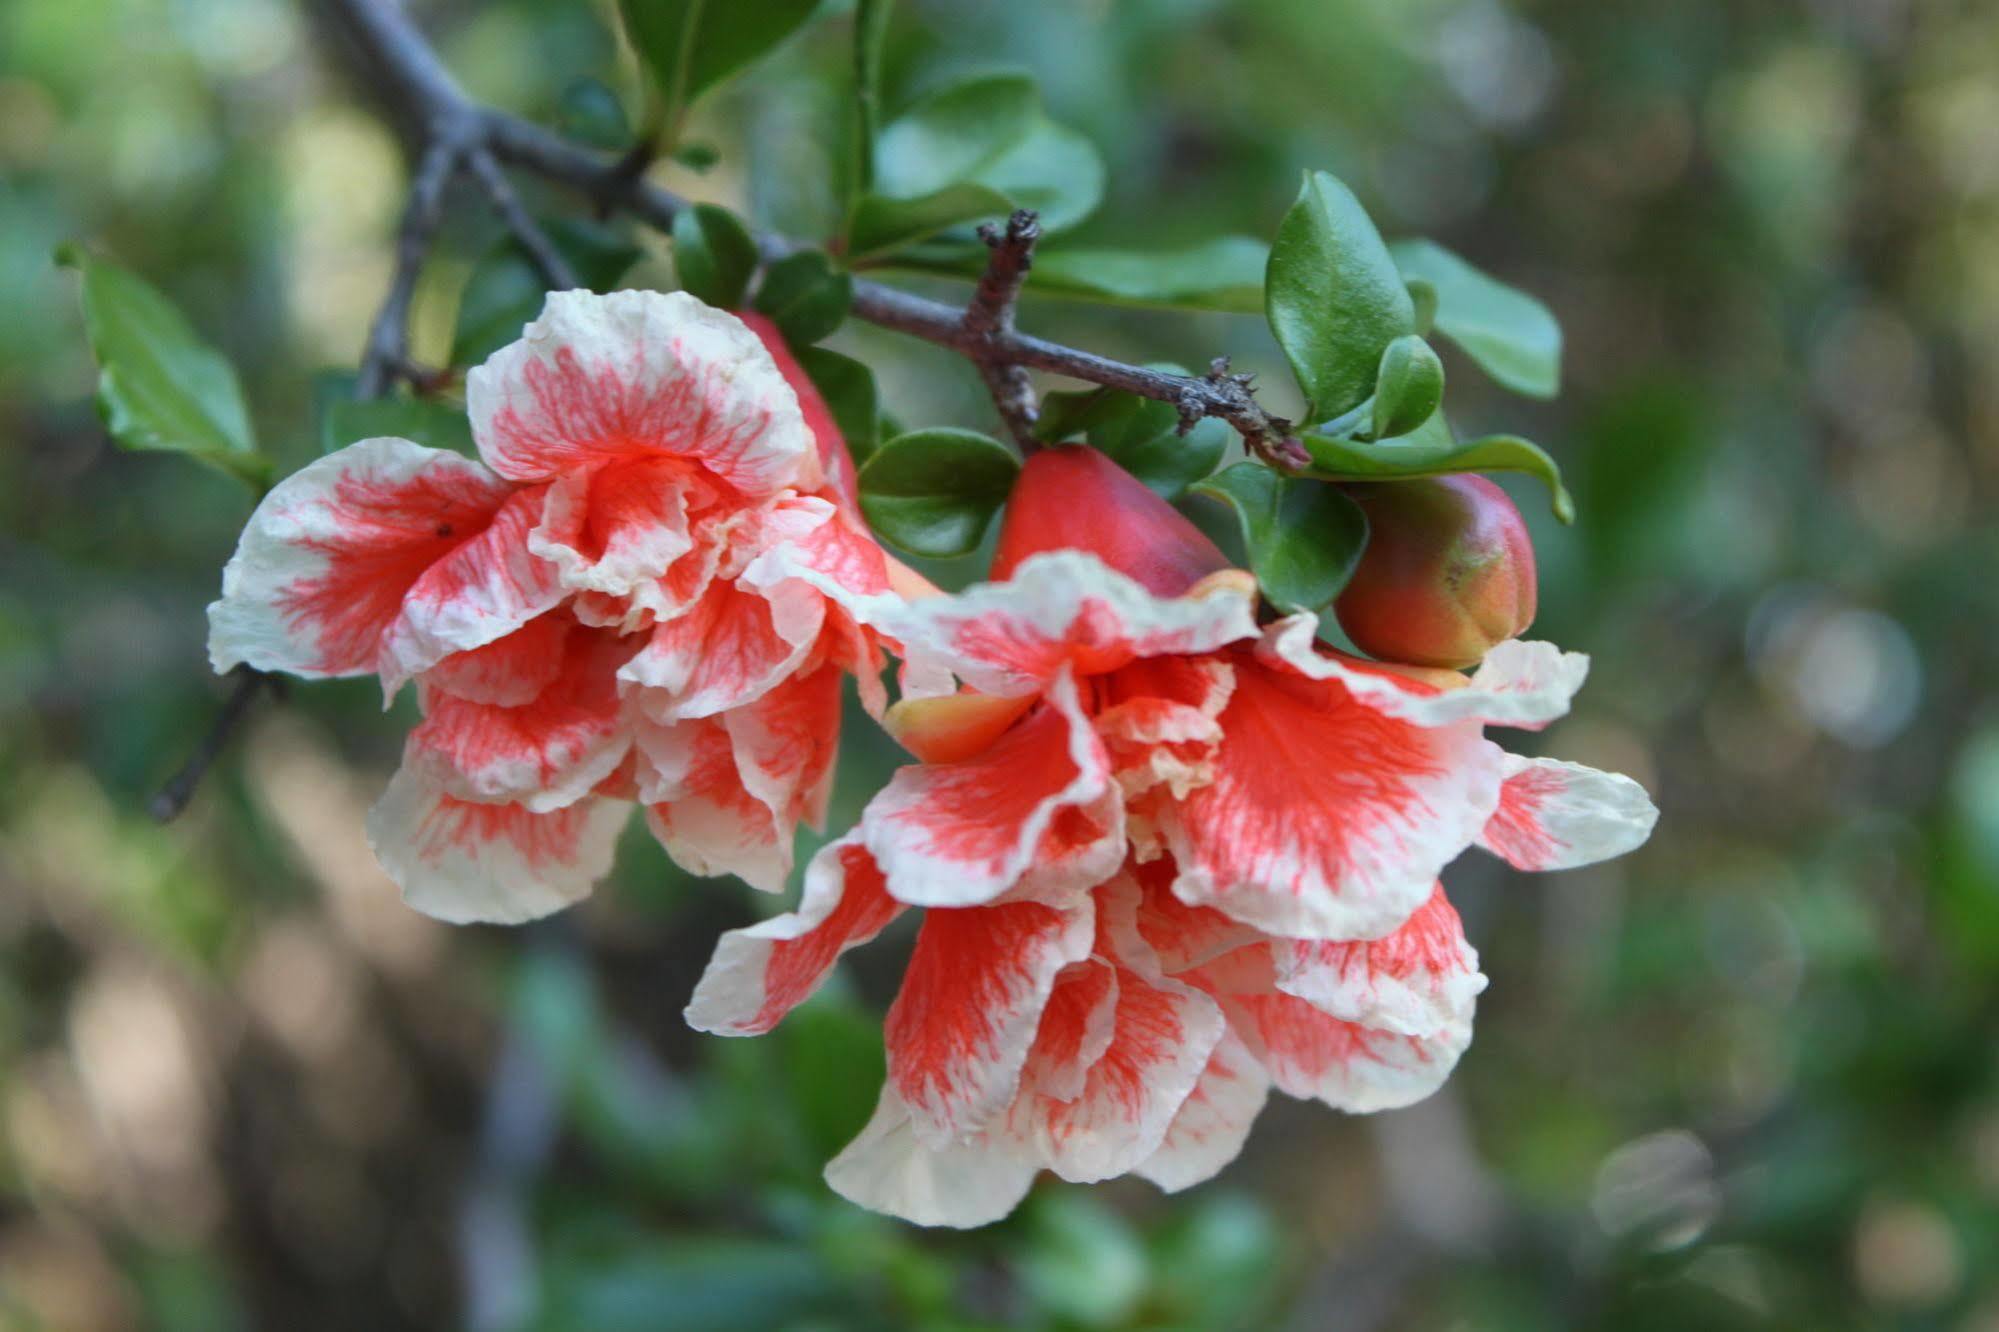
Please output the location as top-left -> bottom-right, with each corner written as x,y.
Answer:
210,291 -> 1656,1228
209,291 -> 909,922
686,446 -> 1657,1226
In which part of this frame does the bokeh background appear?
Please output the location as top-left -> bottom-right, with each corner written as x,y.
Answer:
5,0 -> 1999,1327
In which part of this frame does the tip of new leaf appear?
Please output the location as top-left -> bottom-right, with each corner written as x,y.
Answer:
52,241 -> 86,271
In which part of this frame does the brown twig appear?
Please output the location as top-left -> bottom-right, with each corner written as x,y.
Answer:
313,0 -> 1309,469
466,146 -> 581,291
966,210 -> 1043,449
357,133 -> 465,398
148,667 -> 281,822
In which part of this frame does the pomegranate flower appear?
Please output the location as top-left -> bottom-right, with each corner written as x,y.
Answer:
686,445 -> 1655,1226
208,290 -> 901,921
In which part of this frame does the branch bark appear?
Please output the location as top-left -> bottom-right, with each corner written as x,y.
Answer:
312,0 -> 1308,468
966,210 -> 1043,448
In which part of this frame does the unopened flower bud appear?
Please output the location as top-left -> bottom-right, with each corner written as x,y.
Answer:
993,444 -> 1230,596
1335,474 -> 1537,669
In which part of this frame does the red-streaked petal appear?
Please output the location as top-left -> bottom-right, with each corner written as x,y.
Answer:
365,763 -> 629,924
1478,754 -> 1659,871
1161,654 -> 1505,940
208,437 -> 521,679
1095,655 -> 1236,800
1218,986 -> 1472,1113
1102,857 -> 1261,975
638,717 -> 788,891
467,290 -> 817,495
738,310 -> 861,515
892,551 -> 1260,698
526,456 -> 712,609
884,896 -> 1094,1145
1135,1028 -> 1270,1193
1017,959 -> 1119,1105
623,574 -> 825,723
1272,884 -> 1488,1037
683,835 -> 904,1036
824,1087 -> 1039,1230
861,670 -> 1121,908
726,661 -> 845,840
1259,615 -> 1588,730
406,623 -> 636,812
422,611 -> 572,706
1017,960 -> 1224,1184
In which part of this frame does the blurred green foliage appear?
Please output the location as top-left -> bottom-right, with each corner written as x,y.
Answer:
4,0 -> 1998,1328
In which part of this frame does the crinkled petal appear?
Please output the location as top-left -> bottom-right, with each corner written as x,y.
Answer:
824,1087 -> 1038,1230
890,552 -> 1260,698
725,661 -> 845,842
1161,655 -> 1505,940
526,456 -> 710,609
468,289 -> 817,495
1016,959 -> 1119,1105
1272,884 -> 1488,1037
1259,616 -> 1588,730
1103,858 -> 1262,975
365,762 -> 629,924
207,437 -> 529,679
1478,754 -> 1659,871
862,669 -> 1121,908
623,574 -> 825,722
639,718 -> 789,891
1017,961 -> 1224,1184
1221,987 -> 1472,1113
1135,1028 -> 1271,1193
406,624 -> 635,812
1096,655 -> 1236,801
422,611 -> 572,706
884,896 -> 1094,1146
684,836 -> 903,1036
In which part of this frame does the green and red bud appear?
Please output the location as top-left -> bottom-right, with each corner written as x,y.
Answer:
993,444 -> 1231,596
1335,474 -> 1537,669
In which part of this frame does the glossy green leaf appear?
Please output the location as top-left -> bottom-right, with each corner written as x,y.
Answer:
55,244 -> 267,488
615,0 -> 823,128
1023,236 -> 1267,311
852,0 -> 893,192
751,249 -> 852,345
1390,238 -> 1561,398
857,427 -> 1019,557
1193,462 -> 1369,612
671,203 -> 758,310
872,73 -> 1039,200
1266,171 -> 1415,424
972,117 -> 1103,234
793,345 -> 879,462
1301,415 -> 1576,522
1370,334 -> 1445,441
452,218 -> 640,365
1106,417 -> 1229,499
849,182 -> 1015,259
558,76 -> 631,150
1033,374 -> 1225,498
313,371 -> 473,457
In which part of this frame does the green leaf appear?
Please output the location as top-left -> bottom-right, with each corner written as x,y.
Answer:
1369,334 -> 1445,441
849,182 -> 1015,260
1033,374 -> 1225,498
615,0 -> 823,130
854,72 -> 1102,258
1301,415 -> 1576,522
558,76 -> 631,150
872,73 -> 1039,200
313,371 -> 473,456
452,218 -> 640,366
1106,417 -> 1229,500
751,250 -> 852,345
857,427 -> 1019,557
671,203 -> 758,309
1390,239 -> 1561,399
1193,462 -> 1369,612
1265,171 -> 1415,424
55,244 -> 267,488
793,345 -> 880,462
1022,236 -> 1267,312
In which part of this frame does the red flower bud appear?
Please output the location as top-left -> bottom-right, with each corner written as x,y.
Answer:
1335,474 -> 1537,669
736,311 -> 859,510
993,445 -> 1231,595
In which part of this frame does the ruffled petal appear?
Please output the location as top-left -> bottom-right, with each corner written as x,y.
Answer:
526,456 -> 713,612
1478,754 -> 1659,871
884,896 -> 1094,1146
364,762 -> 629,924
1220,986 -> 1472,1113
1095,655 -> 1236,802
683,836 -> 904,1036
1015,958 -> 1120,1105
468,290 -> 816,495
861,670 -> 1121,908
421,611 -> 572,706
1259,615 -> 1588,730
824,1087 -> 1038,1230
1160,654 -> 1505,940
622,574 -> 825,723
208,437 -> 527,679
405,623 -> 635,812
1104,857 -> 1261,975
1135,1028 -> 1270,1193
890,552 -> 1260,698
1271,884 -> 1488,1037
639,717 -> 788,891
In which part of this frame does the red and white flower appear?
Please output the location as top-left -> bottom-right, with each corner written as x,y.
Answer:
209,290 -> 906,921
686,444 -> 1656,1225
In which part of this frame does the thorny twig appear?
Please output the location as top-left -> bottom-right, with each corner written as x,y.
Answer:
965,210 -> 1043,448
